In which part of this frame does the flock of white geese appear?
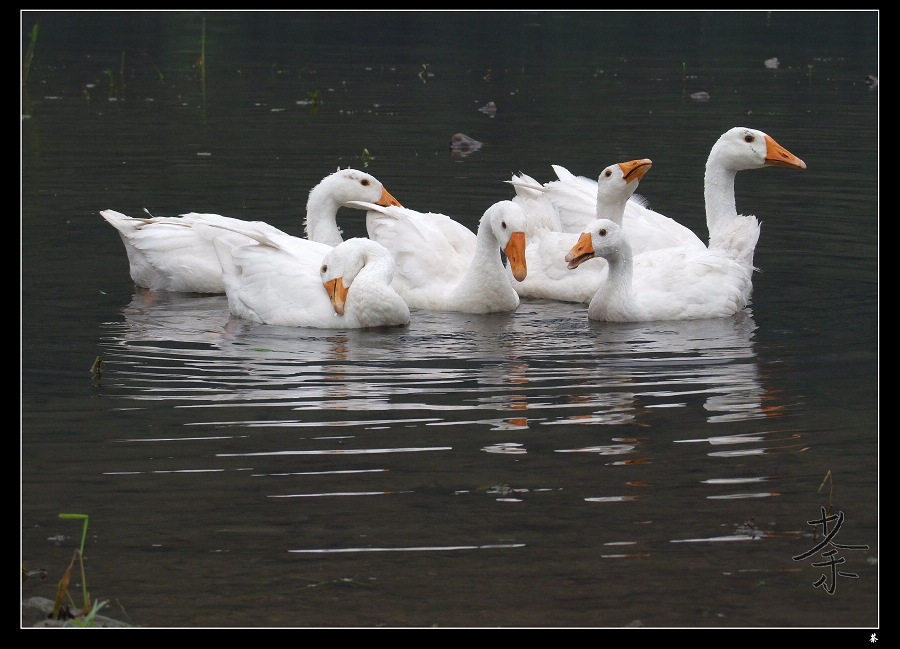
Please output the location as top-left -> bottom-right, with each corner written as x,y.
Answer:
100,126 -> 806,328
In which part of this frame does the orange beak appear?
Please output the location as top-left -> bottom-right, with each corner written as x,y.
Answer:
764,135 -> 807,169
618,158 -> 653,183
565,231 -> 595,270
504,231 -> 527,281
378,187 -> 402,207
323,277 -> 349,315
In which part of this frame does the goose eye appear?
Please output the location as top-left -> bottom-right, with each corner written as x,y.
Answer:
501,220 -> 507,229
360,179 -> 370,186
320,264 -> 328,274
598,228 -> 607,237
604,169 -> 612,178
744,135 -> 755,143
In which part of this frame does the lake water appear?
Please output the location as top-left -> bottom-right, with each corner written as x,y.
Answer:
21,10 -> 878,628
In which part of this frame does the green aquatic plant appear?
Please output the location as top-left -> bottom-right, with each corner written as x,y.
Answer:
119,51 -> 126,93
818,470 -> 834,515
200,16 -> 206,100
91,355 -> 102,381
100,55 -> 126,100
23,21 -> 39,83
67,599 -> 110,628
90,355 -> 103,387
52,513 -> 105,622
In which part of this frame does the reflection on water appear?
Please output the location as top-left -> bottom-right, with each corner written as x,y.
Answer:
102,289 -> 776,429
92,290 -> 801,540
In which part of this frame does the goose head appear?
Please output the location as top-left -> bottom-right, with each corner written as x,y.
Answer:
320,238 -> 387,315
317,168 -> 402,208
595,158 -> 652,222
565,219 -> 625,269
485,200 -> 528,281
711,127 -> 807,172
321,262 -> 349,316
305,169 -> 402,246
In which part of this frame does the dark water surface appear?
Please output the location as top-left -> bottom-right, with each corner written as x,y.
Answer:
21,11 -> 878,628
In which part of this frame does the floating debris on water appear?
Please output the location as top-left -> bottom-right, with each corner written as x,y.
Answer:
478,101 -> 497,116
450,132 -> 483,156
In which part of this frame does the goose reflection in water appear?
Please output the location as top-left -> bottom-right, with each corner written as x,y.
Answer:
96,290 -> 799,539
100,289 -> 784,430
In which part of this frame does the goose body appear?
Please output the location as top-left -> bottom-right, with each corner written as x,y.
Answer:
100,168 -> 401,293
212,227 -> 409,329
346,199 -> 528,313
566,219 -> 754,322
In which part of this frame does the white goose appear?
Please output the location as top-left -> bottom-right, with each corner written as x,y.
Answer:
345,199 -> 528,313
538,162 -> 705,253
699,127 -> 806,265
523,127 -> 806,265
565,218 -> 754,322
213,229 -> 409,329
100,168 -> 401,293
507,158 -> 658,303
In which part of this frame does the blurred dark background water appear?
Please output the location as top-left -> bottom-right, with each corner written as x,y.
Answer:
21,10 -> 878,628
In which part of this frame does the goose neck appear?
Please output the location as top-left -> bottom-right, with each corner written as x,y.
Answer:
305,185 -> 344,246
704,159 -> 738,236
